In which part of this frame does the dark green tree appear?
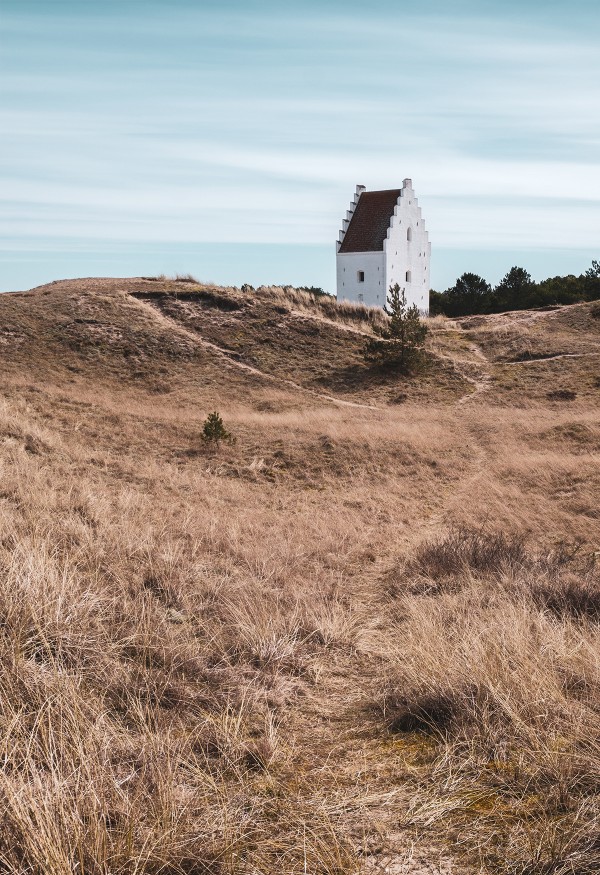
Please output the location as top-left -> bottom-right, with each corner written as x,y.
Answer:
428,289 -> 447,316
443,273 -> 492,316
494,267 -> 535,311
201,411 -> 233,444
534,274 -> 584,306
583,260 -> 600,300
365,284 -> 428,372
430,261 -> 600,318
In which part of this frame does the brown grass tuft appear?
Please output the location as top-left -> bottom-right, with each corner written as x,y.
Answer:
411,526 -> 528,578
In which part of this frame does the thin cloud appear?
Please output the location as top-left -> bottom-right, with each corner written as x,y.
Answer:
1,0 -> 599,290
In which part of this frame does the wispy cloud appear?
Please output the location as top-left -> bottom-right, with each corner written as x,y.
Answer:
1,0 -> 599,289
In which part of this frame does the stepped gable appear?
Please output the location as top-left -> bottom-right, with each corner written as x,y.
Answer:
338,188 -> 401,253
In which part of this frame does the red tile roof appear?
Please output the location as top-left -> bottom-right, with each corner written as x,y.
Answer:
338,189 -> 401,253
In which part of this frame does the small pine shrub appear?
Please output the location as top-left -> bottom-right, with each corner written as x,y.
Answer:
365,284 -> 428,373
201,411 -> 233,445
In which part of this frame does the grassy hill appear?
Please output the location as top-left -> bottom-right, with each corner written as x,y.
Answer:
1,277 -> 600,874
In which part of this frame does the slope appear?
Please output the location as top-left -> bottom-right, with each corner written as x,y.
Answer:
0,278 -> 599,875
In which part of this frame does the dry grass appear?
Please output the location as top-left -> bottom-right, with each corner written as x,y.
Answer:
380,530 -> 600,873
0,279 -> 599,872
0,395 -> 370,873
255,284 -> 389,331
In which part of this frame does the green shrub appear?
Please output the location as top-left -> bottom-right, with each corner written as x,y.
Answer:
365,284 -> 428,373
201,411 -> 233,444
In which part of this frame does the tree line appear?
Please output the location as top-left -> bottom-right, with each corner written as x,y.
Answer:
430,261 -> 600,317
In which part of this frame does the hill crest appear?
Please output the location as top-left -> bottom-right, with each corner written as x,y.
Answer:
3,276 -> 599,410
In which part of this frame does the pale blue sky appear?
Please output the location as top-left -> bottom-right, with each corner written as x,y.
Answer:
2,0 -> 599,292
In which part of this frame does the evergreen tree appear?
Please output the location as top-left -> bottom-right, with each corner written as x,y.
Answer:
430,260 -> 600,318
494,267 -> 534,311
201,411 -> 233,444
365,284 -> 428,373
443,273 -> 492,316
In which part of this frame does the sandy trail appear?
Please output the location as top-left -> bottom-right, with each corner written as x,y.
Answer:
502,351 -> 600,365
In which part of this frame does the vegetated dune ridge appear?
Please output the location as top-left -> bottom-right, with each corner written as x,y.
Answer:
1,276 -> 599,875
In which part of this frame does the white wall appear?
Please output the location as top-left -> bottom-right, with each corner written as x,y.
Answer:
384,180 -> 430,314
336,251 -> 386,307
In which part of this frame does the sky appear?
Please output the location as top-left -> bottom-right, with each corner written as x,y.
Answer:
1,0 -> 599,293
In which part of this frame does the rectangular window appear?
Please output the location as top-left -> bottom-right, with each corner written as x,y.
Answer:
358,293 -> 364,302
357,271 -> 364,283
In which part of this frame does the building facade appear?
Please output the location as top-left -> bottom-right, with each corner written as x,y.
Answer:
336,179 -> 430,313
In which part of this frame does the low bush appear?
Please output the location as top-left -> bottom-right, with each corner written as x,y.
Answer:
531,572 -> 600,619
412,527 -> 528,578
547,389 -> 578,401
385,687 -> 478,735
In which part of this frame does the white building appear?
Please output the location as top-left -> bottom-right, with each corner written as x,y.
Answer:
336,179 -> 431,313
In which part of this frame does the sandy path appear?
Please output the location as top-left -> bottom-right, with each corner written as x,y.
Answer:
501,351 -> 600,365
289,647 -> 462,875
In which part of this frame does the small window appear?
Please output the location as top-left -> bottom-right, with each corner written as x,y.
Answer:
405,271 -> 412,283
358,293 -> 364,302
407,228 -> 412,242
357,271 -> 365,283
